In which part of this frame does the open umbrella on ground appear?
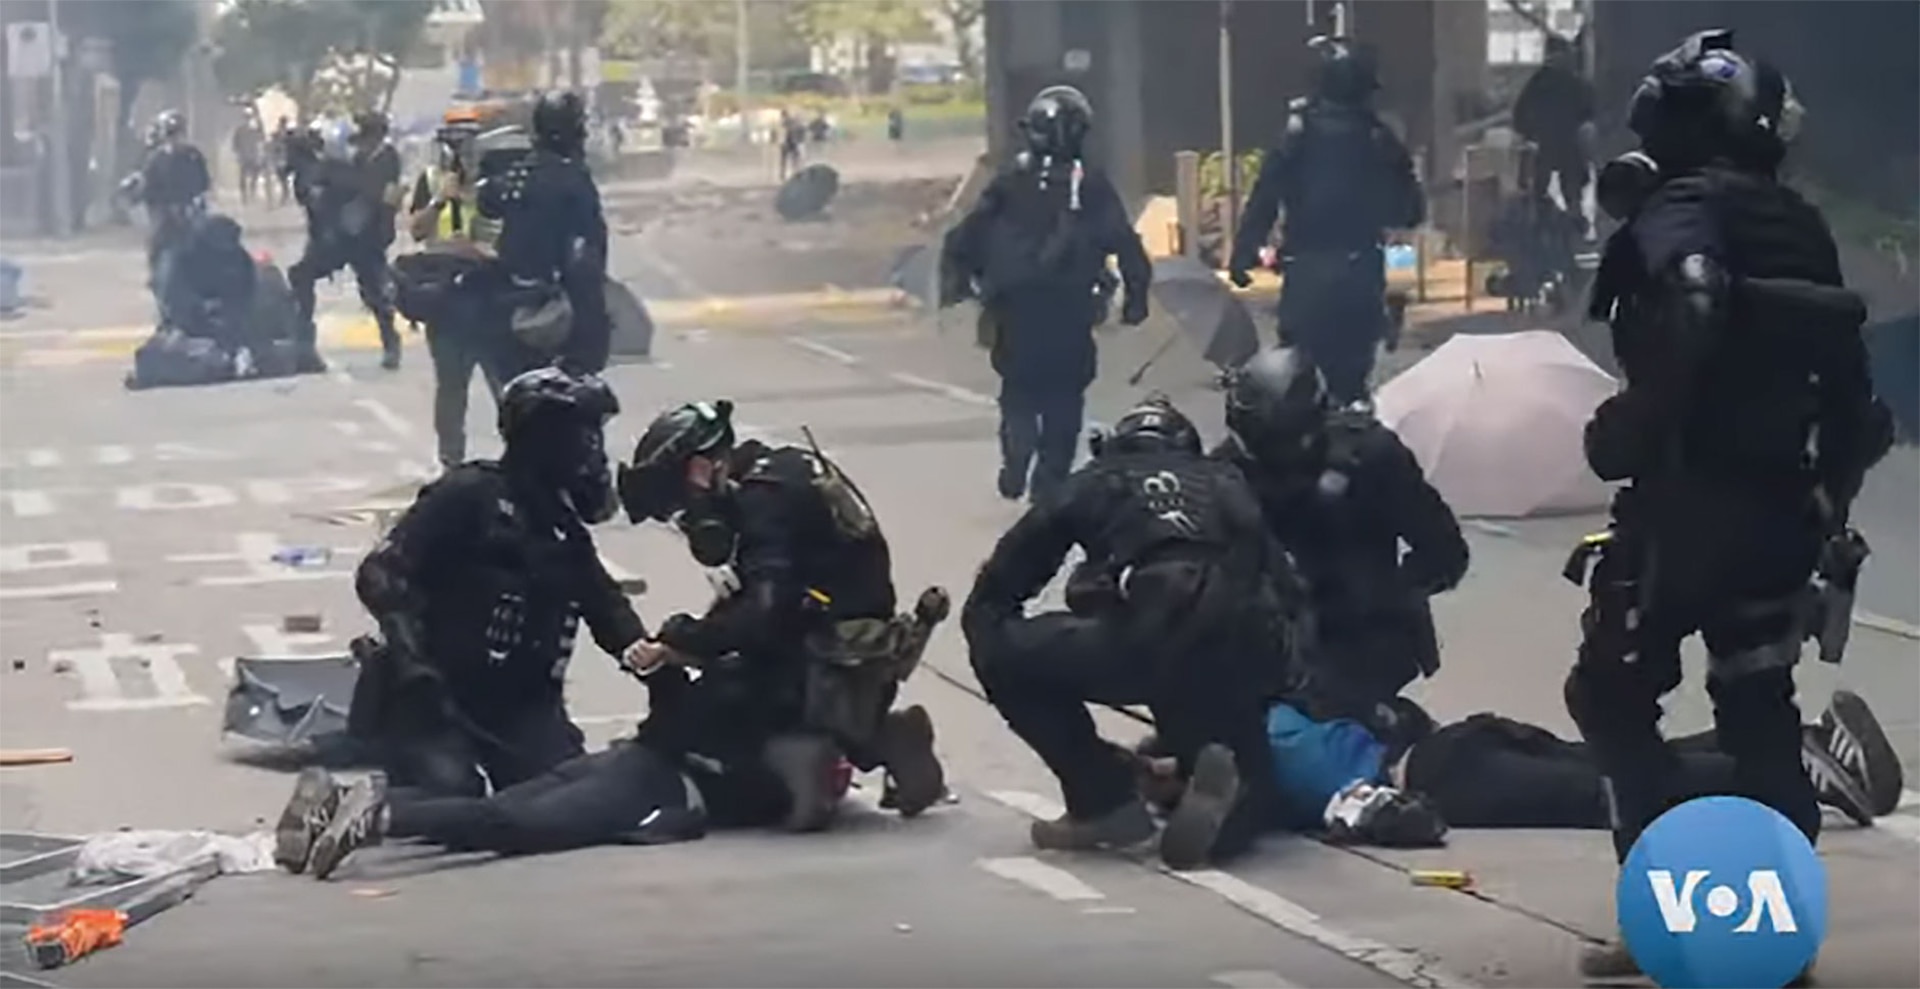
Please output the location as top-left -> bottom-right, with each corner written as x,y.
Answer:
606,276 -> 656,360
1374,330 -> 1619,518
1146,255 -> 1262,372
777,163 -> 840,222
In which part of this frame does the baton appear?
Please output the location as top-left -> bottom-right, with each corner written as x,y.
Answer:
1128,324 -> 1186,387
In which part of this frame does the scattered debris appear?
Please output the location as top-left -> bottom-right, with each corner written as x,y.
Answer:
50,659 -> 73,675
270,546 -> 332,569
351,887 -> 397,900
0,749 -> 74,767
282,614 -> 325,634
11,659 -> 24,671
1409,869 -> 1475,890
893,922 -> 913,934
136,632 -> 164,644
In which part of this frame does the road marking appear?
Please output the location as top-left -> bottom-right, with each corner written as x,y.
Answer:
1211,971 -> 1305,989
1854,610 -> 1920,640
977,856 -> 1108,903
245,476 -> 369,506
0,540 -> 110,573
360,439 -> 399,454
888,371 -> 996,408
1879,790 -> 1920,845
790,337 -> 863,366
983,789 -> 1479,989
332,420 -> 365,436
52,633 -> 208,712
356,398 -> 414,438
1,489 -> 61,517
118,482 -> 239,511
0,580 -> 119,601
170,532 -> 355,587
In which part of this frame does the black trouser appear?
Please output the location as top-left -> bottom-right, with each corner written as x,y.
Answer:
381,693 -> 587,800
971,605 -> 1278,822
1276,248 -> 1386,405
1564,483 -> 1822,861
424,292 -> 541,465
630,665 -> 801,829
289,235 -> 399,357
388,740 -> 695,855
997,379 -> 1085,501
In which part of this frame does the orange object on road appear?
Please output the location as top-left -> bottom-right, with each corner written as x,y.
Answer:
25,908 -> 127,969
0,748 -> 73,767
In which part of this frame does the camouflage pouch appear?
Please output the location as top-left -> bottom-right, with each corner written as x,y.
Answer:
800,587 -> 950,750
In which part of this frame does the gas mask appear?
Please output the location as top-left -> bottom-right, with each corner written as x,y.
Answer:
559,425 -> 618,524
673,490 -> 738,567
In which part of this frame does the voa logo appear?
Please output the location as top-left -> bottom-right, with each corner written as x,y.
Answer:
1618,797 -> 1827,989
1645,868 -> 1796,934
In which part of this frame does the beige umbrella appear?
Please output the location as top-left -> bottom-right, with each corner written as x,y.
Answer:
1374,330 -> 1620,518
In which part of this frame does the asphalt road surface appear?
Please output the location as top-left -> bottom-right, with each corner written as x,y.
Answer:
2,206 -> 1916,987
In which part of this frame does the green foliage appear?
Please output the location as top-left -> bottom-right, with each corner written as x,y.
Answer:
211,0 -> 430,113
601,0 -> 736,62
935,0 -> 982,75
1199,149 -> 1264,204
787,0 -> 936,48
64,0 -> 199,96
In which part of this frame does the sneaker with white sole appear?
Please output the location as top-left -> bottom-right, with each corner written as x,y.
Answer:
1803,734 -> 1874,827
1817,689 -> 1903,817
274,767 -> 343,875
309,775 -> 389,881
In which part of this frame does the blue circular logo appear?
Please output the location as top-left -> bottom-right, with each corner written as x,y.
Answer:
1619,796 -> 1827,988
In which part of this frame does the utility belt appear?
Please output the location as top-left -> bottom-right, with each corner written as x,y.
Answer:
799,586 -> 951,750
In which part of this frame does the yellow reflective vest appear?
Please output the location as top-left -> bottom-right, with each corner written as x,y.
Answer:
419,166 -> 500,245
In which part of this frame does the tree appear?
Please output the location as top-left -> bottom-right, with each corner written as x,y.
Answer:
789,0 -> 935,95
334,0 -> 433,112
63,0 -> 199,139
938,0 -> 982,78
211,0 -> 430,116
601,0 -> 737,63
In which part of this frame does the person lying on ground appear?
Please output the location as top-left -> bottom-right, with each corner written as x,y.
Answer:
1130,688 -> 1903,846
161,214 -> 258,359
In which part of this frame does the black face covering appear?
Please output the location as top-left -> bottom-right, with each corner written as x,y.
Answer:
674,490 -> 738,567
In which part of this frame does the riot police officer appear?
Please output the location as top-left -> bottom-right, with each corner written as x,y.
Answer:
963,396 -> 1289,870
1218,347 -> 1468,719
288,111 -> 404,371
941,86 -> 1153,502
482,91 -> 612,375
344,367 -> 649,812
1229,37 -> 1424,403
136,110 -> 211,322
1566,30 -> 1896,978
616,401 -> 948,831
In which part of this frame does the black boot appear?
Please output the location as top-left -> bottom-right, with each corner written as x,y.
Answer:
876,705 -> 946,818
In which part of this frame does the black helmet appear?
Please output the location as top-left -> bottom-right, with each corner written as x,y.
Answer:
351,110 -> 389,142
1225,347 -> 1331,459
155,109 -> 187,141
497,366 -> 621,522
1308,36 -> 1378,106
1019,85 -> 1093,159
618,400 -> 737,523
1627,29 -> 1801,171
531,91 -> 590,155
1104,395 -> 1202,457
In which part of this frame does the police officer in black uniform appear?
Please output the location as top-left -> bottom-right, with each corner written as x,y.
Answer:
346,367 -> 649,809
136,110 -> 212,322
616,401 -> 948,831
482,91 -> 612,376
941,86 -> 1153,502
288,111 -> 404,372
1566,31 -> 1896,978
1218,347 -> 1469,719
964,396 -> 1289,870
1229,37 -> 1424,404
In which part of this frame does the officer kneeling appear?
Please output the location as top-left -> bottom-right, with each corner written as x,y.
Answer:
964,397 -> 1289,869
343,367 -> 647,810
617,400 -> 949,831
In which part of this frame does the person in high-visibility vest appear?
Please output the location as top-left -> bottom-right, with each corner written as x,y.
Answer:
407,108 -> 512,468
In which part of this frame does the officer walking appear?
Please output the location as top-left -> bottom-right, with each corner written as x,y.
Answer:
615,400 -> 949,831
1564,30 -> 1896,979
1229,37 -> 1424,404
1217,347 -> 1468,719
964,396 -> 1290,870
345,367 -> 649,808
288,111 -> 404,372
1512,35 -> 1597,237
483,91 -> 613,376
941,86 -> 1153,502
136,110 -> 211,322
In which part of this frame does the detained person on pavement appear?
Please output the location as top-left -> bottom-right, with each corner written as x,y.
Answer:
337,367 -> 648,817
615,400 -> 949,831
940,86 -> 1153,503
134,110 -> 212,322
964,396 -> 1292,870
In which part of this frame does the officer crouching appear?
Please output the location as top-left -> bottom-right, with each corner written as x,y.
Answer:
1565,30 -> 1897,980
964,397 -> 1291,869
617,401 -> 949,831
941,86 -> 1153,502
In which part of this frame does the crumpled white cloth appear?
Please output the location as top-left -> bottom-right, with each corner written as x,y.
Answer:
71,830 -> 277,886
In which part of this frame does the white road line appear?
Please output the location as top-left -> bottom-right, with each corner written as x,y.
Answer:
789,337 -> 863,366
888,371 -> 997,408
983,789 -> 1478,989
355,398 -> 414,438
1879,790 -> 1920,845
332,420 -> 365,436
1854,610 -> 1920,640
977,856 -> 1108,903
1211,970 -> 1305,989
359,439 -> 399,454
0,580 -> 118,601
